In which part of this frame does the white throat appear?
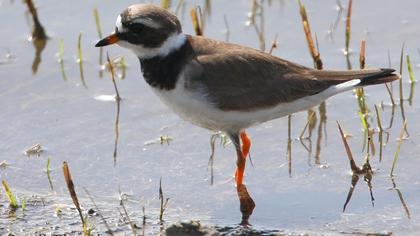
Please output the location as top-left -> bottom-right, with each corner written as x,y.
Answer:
118,33 -> 187,59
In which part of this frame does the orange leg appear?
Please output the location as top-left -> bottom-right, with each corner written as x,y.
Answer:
230,131 -> 255,223
235,131 -> 251,186
240,131 -> 251,158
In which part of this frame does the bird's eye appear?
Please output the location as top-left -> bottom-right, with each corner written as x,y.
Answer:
127,23 -> 145,33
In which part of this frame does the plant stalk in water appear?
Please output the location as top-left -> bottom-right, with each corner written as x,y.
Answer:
190,6 -> 203,36
46,156 -> 54,190
2,180 -> 18,209
298,0 -> 323,69
77,33 -> 87,88
62,161 -> 91,236
390,120 -> 407,177
345,0 -> 352,54
159,177 -> 170,224
336,121 -> 362,173
58,39 -> 67,81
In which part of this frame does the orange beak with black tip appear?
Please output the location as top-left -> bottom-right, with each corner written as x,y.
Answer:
95,33 -> 119,47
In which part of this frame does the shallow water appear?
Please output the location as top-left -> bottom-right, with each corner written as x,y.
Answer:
1,0 -> 420,235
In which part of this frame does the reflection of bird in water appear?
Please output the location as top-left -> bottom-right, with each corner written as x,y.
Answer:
96,4 -> 400,224
24,0 -> 48,74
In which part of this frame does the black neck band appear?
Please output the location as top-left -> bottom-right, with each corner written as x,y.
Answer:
139,38 -> 192,90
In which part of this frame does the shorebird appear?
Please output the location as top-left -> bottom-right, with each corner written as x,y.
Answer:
95,3 -> 399,219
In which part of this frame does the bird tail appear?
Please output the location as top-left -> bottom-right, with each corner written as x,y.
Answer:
312,68 -> 400,87
310,68 -> 401,98
357,68 -> 400,86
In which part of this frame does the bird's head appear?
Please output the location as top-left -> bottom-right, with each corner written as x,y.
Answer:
95,4 -> 186,59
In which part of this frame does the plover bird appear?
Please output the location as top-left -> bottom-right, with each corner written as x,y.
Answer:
96,3 -> 399,220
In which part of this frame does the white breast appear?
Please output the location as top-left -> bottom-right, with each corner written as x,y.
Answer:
151,74 -> 225,131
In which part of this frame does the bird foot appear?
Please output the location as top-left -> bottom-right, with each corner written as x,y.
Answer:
237,184 -> 255,225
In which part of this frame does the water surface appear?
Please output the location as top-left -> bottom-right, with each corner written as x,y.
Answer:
1,0 -> 420,234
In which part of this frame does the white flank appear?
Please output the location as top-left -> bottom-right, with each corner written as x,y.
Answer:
118,33 -> 186,59
152,76 -> 361,133
335,79 -> 361,89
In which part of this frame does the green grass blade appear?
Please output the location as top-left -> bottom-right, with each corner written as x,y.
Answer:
22,197 -> 27,211
390,120 -> 407,176
58,39 -> 67,81
46,156 -> 51,172
161,0 -> 171,9
93,8 -> 103,39
406,55 -> 415,84
59,39 -> 64,61
77,33 -> 83,63
358,111 -> 368,151
77,33 -> 87,88
2,180 -> 18,209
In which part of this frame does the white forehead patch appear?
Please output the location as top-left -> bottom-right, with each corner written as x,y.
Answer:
132,17 -> 162,29
116,15 -> 124,32
116,15 -> 161,32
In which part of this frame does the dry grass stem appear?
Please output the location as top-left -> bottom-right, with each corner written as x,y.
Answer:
268,33 -> 279,55
315,102 -> 327,164
84,188 -> 114,235
190,7 -> 203,36
385,83 -> 396,106
159,178 -> 170,224
299,111 -> 315,140
106,53 -> 121,165
106,53 -> 121,101
374,105 -> 384,161
287,115 -> 292,177
62,162 -> 89,235
391,178 -> 411,219
345,0 -> 353,54
119,189 -> 136,235
336,121 -> 362,173
359,40 -> 366,68
298,0 -> 323,69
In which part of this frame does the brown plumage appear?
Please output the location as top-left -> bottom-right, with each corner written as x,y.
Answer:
183,35 -> 399,111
